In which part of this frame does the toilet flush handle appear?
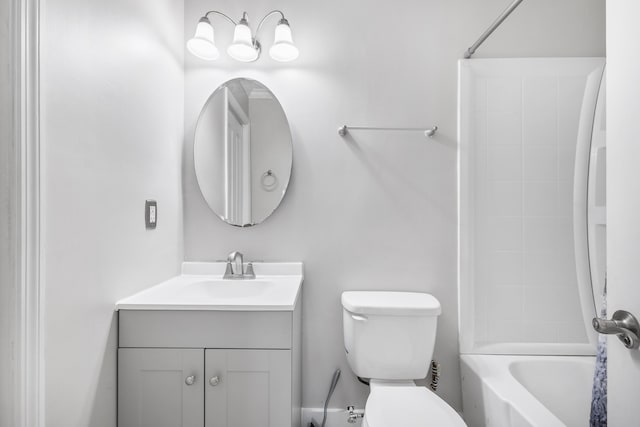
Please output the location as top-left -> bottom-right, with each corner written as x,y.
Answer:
350,313 -> 368,322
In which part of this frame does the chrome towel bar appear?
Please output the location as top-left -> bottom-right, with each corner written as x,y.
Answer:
338,125 -> 438,138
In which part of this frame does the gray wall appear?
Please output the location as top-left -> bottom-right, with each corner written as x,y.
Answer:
0,0 -> 15,425
184,0 -> 605,411
40,0 -> 185,425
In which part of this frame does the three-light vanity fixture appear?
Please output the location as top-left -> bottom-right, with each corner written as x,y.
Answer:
187,10 -> 299,62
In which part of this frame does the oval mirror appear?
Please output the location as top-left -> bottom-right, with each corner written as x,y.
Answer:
194,78 -> 293,227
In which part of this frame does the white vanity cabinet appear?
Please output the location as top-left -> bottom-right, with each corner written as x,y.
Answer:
117,308 -> 302,427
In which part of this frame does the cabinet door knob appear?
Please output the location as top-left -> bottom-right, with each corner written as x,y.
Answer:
185,375 -> 196,386
209,376 -> 220,386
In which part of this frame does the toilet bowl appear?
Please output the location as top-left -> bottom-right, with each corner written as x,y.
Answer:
362,381 -> 465,427
342,291 -> 466,427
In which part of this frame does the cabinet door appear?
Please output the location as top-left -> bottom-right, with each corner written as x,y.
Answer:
119,348 -> 204,427
205,349 -> 291,427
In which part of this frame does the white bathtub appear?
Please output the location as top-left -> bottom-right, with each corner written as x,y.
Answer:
460,354 -> 596,427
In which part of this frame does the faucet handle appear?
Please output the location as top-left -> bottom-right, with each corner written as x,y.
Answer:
245,262 -> 256,279
223,261 -> 234,279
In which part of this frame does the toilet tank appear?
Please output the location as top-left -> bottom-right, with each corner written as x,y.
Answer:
342,291 -> 441,380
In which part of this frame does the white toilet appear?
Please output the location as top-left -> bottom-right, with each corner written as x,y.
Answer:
342,291 -> 466,427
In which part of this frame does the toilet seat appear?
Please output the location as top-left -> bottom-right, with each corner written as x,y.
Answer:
363,386 -> 466,427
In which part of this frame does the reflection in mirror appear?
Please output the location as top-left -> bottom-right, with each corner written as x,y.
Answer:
194,78 -> 292,227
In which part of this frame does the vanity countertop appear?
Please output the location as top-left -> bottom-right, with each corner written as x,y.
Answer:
115,262 -> 303,311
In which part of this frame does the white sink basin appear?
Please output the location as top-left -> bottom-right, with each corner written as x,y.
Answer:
184,280 -> 274,299
115,262 -> 303,311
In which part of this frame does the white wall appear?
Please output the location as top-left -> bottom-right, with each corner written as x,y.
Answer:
183,0 -> 605,411
0,0 -> 15,425
40,0 -> 184,425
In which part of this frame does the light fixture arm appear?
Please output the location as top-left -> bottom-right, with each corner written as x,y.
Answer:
255,10 -> 287,39
203,10 -> 288,50
203,10 -> 238,26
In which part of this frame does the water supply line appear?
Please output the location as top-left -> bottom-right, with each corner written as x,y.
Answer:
322,369 -> 341,427
309,369 -> 341,427
429,360 -> 441,391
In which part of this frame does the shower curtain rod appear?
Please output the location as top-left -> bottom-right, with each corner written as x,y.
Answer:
464,0 -> 525,59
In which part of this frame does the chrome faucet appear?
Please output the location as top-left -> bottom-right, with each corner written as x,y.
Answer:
223,251 -> 255,279
228,251 -> 244,276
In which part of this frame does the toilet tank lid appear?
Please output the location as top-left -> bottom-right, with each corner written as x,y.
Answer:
341,291 -> 441,316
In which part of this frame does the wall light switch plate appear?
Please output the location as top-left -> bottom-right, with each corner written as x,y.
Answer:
145,200 -> 157,229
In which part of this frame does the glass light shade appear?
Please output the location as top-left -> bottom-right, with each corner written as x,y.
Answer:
269,21 -> 299,62
227,22 -> 259,62
187,17 -> 219,60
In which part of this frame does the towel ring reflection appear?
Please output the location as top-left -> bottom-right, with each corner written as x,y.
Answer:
261,170 -> 279,192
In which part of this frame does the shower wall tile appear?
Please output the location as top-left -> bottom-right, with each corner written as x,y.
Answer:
487,112 -> 522,145
523,217 -> 561,253
473,285 -> 489,344
524,77 -> 558,111
558,77 -> 587,146
473,111 -> 488,147
474,80 -> 487,112
523,252 -> 564,286
487,78 -> 521,112
523,320 -> 558,343
488,146 -> 522,180
523,77 -> 559,147
486,217 -> 523,251
556,218 -> 576,254
473,147 -> 488,188
475,324 -> 488,343
523,181 -> 557,216
558,146 -> 577,181
487,319 -> 524,342
554,251 -> 579,287
489,251 -> 523,285
557,180 -> 574,217
487,286 -> 523,321
523,146 -> 558,180
557,321 -> 588,343
524,285 -> 582,322
523,110 -> 558,146
487,181 -> 522,216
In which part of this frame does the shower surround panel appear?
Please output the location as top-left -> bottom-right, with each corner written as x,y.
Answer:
459,58 -> 605,353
